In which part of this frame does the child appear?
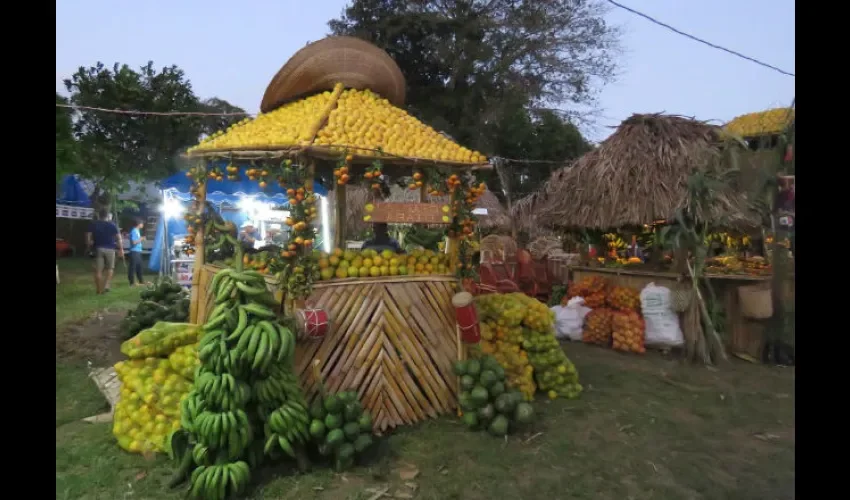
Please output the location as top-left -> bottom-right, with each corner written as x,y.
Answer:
128,218 -> 146,286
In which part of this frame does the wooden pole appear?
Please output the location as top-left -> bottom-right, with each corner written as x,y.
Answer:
334,183 -> 346,250
189,171 -> 208,324
295,157 -> 317,311
456,324 -> 464,416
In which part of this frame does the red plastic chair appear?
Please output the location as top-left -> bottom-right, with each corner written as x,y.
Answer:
478,263 -> 520,294
515,249 -> 538,298
532,257 -> 552,301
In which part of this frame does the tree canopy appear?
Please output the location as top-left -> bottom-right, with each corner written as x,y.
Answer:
62,62 -> 245,207
329,0 -> 618,199
56,93 -> 77,184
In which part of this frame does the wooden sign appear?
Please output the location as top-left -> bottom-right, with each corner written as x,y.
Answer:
365,202 -> 452,224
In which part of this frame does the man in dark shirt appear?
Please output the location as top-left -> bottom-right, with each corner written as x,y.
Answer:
86,209 -> 124,294
362,223 -> 403,254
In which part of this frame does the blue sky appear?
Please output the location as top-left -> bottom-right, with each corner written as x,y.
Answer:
56,0 -> 795,143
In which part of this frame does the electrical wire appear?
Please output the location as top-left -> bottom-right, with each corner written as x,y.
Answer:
56,103 -> 253,117
605,0 -> 795,77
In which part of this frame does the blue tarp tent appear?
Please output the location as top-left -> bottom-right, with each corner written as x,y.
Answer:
57,175 -> 91,206
149,168 -> 328,273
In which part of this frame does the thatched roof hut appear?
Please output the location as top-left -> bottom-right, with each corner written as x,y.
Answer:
474,190 -> 511,231
523,113 -> 762,230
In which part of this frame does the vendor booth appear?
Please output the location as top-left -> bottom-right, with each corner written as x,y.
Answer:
149,167 -> 329,285
183,36 -> 490,432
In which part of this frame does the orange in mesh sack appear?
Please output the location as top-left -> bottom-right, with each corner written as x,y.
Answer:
583,291 -> 607,309
566,276 -> 609,301
612,310 -> 646,354
582,307 -> 613,346
606,285 -> 641,312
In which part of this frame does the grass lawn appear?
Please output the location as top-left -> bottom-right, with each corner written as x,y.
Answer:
56,261 -> 795,500
55,256 -> 154,328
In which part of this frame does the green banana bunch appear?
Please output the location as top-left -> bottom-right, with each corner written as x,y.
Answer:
229,319 -> 294,376
209,268 -> 268,306
252,364 -> 304,407
180,391 -> 206,433
188,461 -> 250,500
195,369 -> 252,412
194,408 -> 253,458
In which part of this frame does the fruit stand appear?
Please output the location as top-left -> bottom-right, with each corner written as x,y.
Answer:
525,114 -> 778,363
185,36 -> 490,431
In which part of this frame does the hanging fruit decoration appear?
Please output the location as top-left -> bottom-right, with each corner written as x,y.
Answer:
225,163 -> 241,181
280,162 -> 321,301
334,154 -> 352,186
364,159 -> 385,195
409,169 -> 425,191
244,162 -> 272,189
181,165 -> 210,256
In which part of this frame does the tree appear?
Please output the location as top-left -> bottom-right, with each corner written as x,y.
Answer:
199,97 -> 248,137
329,0 -> 618,142
63,62 -> 244,208
329,0 -> 616,196
56,93 -> 77,183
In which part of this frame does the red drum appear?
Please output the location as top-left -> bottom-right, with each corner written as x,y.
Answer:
295,306 -> 330,341
452,291 -> 480,344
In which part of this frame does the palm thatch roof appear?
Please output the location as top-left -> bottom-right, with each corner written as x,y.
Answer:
524,113 -> 762,230
475,190 -> 511,231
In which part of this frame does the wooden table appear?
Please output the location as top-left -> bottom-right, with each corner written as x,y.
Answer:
568,266 -> 781,359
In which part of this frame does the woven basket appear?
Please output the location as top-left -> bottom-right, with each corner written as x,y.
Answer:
670,285 -> 694,313
260,36 -> 407,113
738,284 -> 773,320
528,236 -> 561,260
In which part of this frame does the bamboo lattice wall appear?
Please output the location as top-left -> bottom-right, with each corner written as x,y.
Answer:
196,266 -> 460,431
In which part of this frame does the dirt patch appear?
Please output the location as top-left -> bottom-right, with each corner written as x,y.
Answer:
56,310 -> 126,366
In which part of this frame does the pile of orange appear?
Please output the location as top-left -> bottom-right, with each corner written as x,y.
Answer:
563,276 -> 609,308
582,308 -> 613,346
606,285 -> 641,312
612,310 -> 646,354
566,275 -> 608,300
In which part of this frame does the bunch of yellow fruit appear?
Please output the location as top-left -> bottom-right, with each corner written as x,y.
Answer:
167,343 -> 200,381
113,358 -> 190,454
120,322 -> 202,359
187,82 -> 487,164
724,107 -> 794,138
477,321 -> 536,401
115,358 -> 192,419
113,395 -> 181,454
188,84 -> 343,152
314,88 -> 487,164
523,328 -> 583,400
477,293 -> 582,400
317,247 -> 451,280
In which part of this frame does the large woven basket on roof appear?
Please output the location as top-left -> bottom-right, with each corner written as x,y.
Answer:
260,36 -> 407,113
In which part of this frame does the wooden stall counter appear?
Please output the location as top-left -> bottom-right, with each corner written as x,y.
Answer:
197,264 -> 461,432
569,266 -> 782,360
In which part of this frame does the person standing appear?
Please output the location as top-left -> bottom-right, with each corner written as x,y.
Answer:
362,223 -> 403,253
85,209 -> 124,294
238,221 -> 261,251
127,218 -> 146,286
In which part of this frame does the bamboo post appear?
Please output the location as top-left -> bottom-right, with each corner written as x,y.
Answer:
456,324 -> 466,416
189,172 -> 208,324
334,183 -> 346,250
